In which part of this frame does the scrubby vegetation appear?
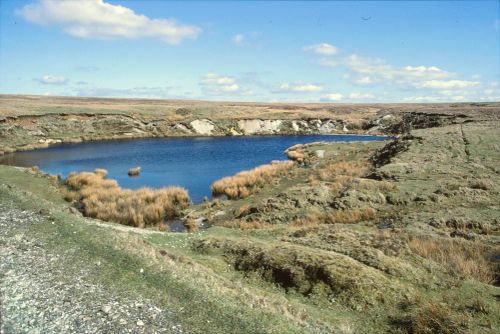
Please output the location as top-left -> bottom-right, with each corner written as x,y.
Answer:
294,207 -> 377,226
403,301 -> 470,334
211,160 -> 294,199
62,169 -> 189,228
407,235 -> 497,284
285,144 -> 307,163
2,105 -> 500,333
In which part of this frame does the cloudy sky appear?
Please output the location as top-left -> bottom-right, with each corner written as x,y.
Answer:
0,0 -> 499,102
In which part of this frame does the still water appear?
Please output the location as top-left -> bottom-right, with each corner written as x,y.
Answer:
1,135 -> 387,203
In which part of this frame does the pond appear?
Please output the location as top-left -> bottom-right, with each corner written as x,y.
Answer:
0,135 -> 388,203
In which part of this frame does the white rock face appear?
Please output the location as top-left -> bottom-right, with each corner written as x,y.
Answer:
319,120 -> 340,134
172,123 -> 192,133
190,119 -> 215,135
237,119 -> 282,135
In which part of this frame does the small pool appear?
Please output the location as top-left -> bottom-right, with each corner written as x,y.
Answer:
0,135 -> 388,203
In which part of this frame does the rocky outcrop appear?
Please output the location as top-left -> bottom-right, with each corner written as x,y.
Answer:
365,112 -> 469,134
189,119 -> 215,135
237,119 -> 282,135
0,114 -> 356,154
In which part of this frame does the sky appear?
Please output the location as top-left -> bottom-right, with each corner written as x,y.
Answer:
0,0 -> 499,103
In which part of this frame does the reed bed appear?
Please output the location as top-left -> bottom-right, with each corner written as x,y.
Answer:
294,207 -> 376,226
63,169 -> 190,228
211,160 -> 294,199
285,144 -> 307,162
407,235 -> 497,284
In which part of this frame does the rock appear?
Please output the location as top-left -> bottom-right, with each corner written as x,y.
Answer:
137,320 -> 144,326
237,119 -> 282,135
69,207 -> 79,215
315,150 -> 325,158
128,166 -> 141,176
100,305 -> 111,314
190,119 -> 215,135
213,211 -> 226,217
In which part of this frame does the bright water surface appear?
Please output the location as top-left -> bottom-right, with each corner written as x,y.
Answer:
0,135 -> 388,203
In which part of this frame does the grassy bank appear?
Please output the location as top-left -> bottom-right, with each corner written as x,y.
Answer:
1,106 -> 499,333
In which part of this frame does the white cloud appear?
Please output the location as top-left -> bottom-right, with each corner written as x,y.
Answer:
319,54 -> 454,87
303,43 -> 338,55
323,93 -> 343,101
200,73 -> 241,94
352,76 -> 375,85
277,82 -> 324,93
38,74 -> 68,85
316,51 -> 488,98
417,79 -> 480,89
74,86 -> 172,98
232,34 -> 244,45
402,96 -> 442,103
348,92 -> 375,100
17,0 -> 201,44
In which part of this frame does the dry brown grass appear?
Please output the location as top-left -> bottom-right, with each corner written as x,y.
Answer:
63,170 -> 190,228
293,207 -> 376,226
469,178 -> 491,190
183,218 -> 198,233
354,178 -> 395,191
407,235 -> 497,284
285,144 -> 307,163
407,302 -> 469,334
316,160 -> 370,182
211,160 -> 294,199
219,220 -> 274,230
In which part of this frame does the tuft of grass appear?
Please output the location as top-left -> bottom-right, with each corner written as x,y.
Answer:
407,235 -> 497,284
285,144 -> 307,163
62,170 -> 190,228
406,302 -> 469,334
183,218 -> 199,233
220,220 -> 274,230
316,160 -> 370,182
469,178 -> 491,190
294,207 -> 376,226
354,178 -> 395,191
211,160 -> 294,199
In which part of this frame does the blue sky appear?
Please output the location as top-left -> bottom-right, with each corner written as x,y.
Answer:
0,0 -> 499,102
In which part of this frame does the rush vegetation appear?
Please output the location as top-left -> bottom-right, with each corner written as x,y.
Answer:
62,169 -> 189,228
211,160 -> 294,199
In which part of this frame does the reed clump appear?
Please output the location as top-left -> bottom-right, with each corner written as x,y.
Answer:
294,207 -> 376,226
211,160 -> 294,199
407,235 -> 497,284
285,144 -> 307,163
220,220 -> 273,230
316,160 -> 370,181
63,169 -> 190,228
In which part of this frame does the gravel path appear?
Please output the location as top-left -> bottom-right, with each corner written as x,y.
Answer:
0,203 -> 181,334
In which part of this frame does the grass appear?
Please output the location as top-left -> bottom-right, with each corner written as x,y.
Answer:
2,113 -> 500,333
211,160 -> 294,199
0,165 -> 312,334
219,220 -> 275,230
293,207 -> 377,226
285,144 -> 307,163
316,160 -> 370,181
404,302 -> 470,334
407,235 -> 497,284
63,169 -> 190,228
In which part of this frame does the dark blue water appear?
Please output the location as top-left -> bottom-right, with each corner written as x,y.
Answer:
0,135 -> 387,203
